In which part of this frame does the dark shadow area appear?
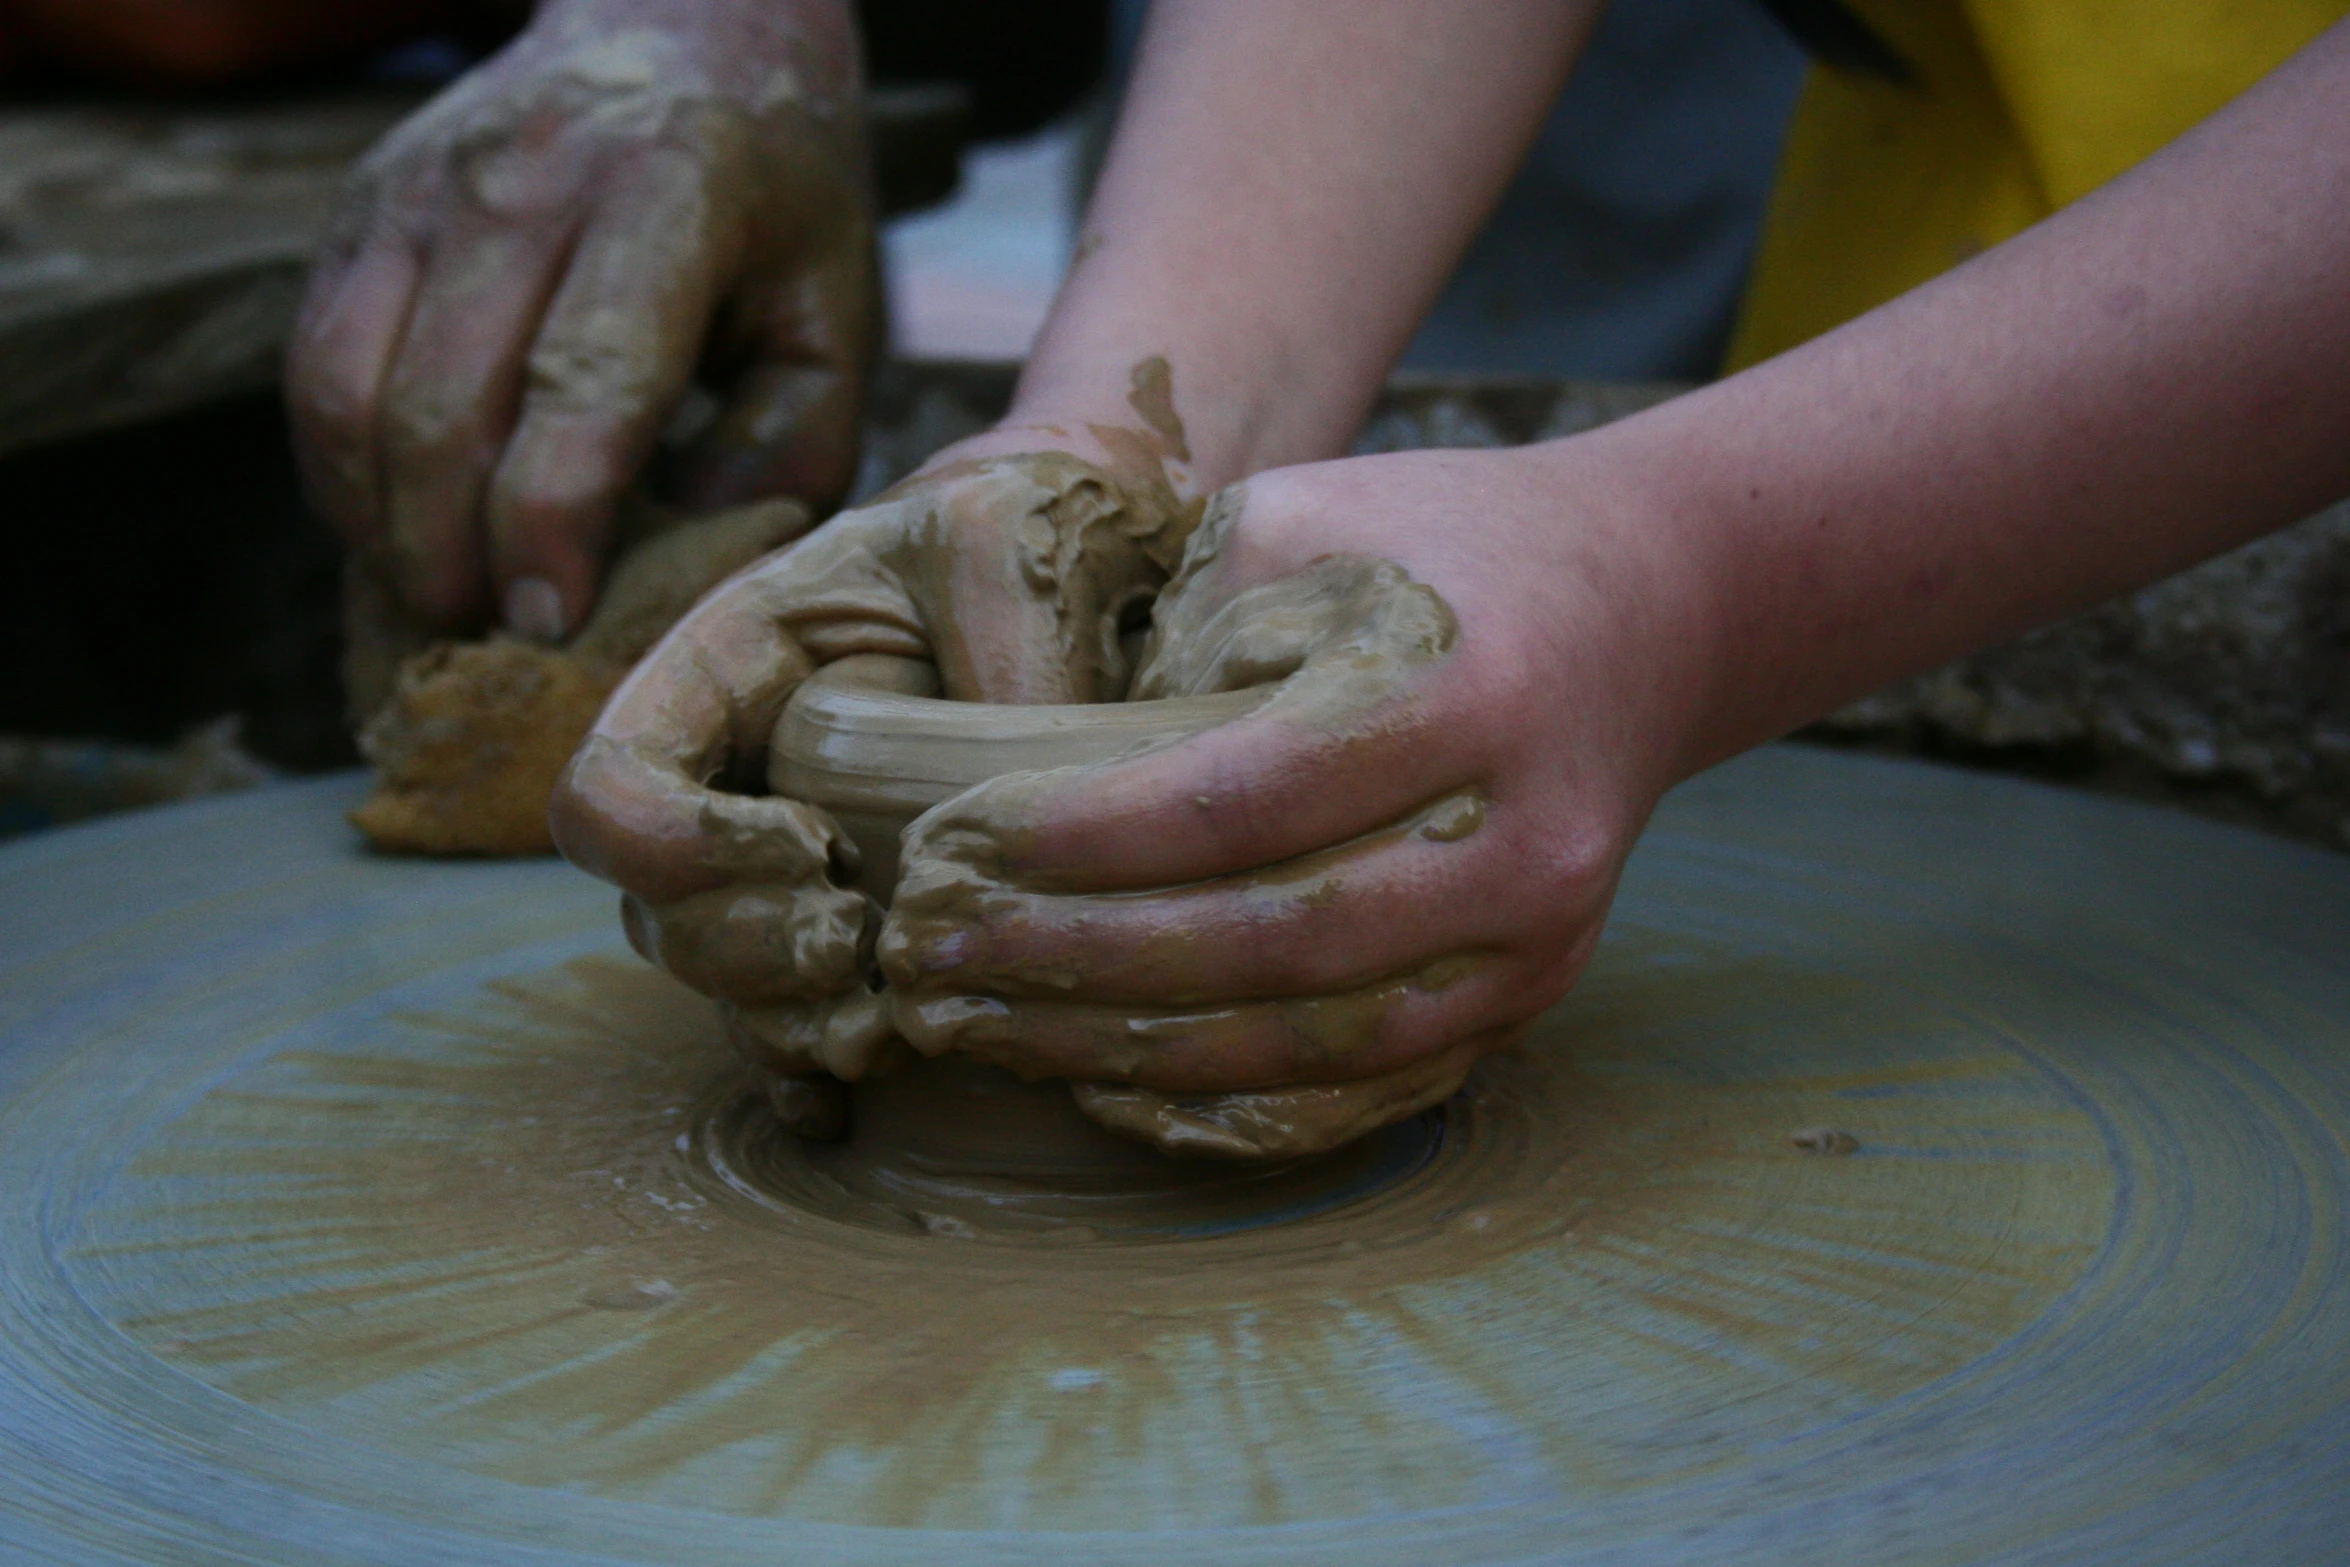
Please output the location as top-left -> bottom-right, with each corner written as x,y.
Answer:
860,0 -> 1106,140
0,391 -> 352,770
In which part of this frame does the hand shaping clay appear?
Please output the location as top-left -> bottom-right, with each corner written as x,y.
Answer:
561,451 -> 1208,1102
847,501 -> 1485,1160
758,649 -> 1480,1163
564,449 -> 1480,1164
723,662 -> 1259,1137
769,657 -> 1265,892
350,497 -> 808,855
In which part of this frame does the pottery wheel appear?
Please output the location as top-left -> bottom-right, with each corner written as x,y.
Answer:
4,746 -> 2346,1565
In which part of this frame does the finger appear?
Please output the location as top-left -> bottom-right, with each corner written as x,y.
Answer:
488,133 -> 751,639
1070,1035 -> 1493,1160
911,456 -> 1182,704
725,991 -> 908,1083
549,566 -> 817,904
762,456 -> 1169,703
589,778 -> 867,1012
673,358 -> 864,514
376,218 -> 578,625
621,877 -> 868,1004
286,231 -> 424,548
671,233 -> 879,514
903,554 -> 1465,891
885,950 -> 1537,1092
561,496 -> 817,670
882,789 -> 1506,1005
339,546 -> 435,722
900,690 -> 1459,898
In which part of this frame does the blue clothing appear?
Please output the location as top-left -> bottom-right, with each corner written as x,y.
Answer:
1109,0 -> 1807,380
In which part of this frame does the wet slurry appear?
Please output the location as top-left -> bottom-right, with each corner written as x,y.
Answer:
5,753 -> 2348,1562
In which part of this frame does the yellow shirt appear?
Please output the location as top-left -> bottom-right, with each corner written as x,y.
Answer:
1724,0 -> 2348,369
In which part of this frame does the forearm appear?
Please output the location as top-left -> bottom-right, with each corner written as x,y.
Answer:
1557,19 -> 2350,776
1009,0 -> 1595,494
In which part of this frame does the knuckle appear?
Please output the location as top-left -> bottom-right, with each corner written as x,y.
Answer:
329,162 -> 401,240
355,103 -> 454,179
336,155 -> 444,248
1536,821 -> 1617,908
380,379 -> 482,460
1215,472 -> 1315,561
546,755 -> 619,865
287,362 -> 376,448
494,453 -> 619,536
452,134 -> 583,222
547,742 -> 710,903
287,327 -> 384,434
527,319 -> 667,413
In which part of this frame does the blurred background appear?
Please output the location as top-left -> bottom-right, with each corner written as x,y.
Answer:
2,0 -> 2340,849
0,0 -> 1803,812
0,0 -> 1128,830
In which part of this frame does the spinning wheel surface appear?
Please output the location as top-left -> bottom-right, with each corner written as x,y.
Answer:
1,747 -> 2345,1564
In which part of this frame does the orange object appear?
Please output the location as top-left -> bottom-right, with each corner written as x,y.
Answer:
1728,0 -> 2350,368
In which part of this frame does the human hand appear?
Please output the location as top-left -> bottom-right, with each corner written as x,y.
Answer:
549,432 -> 1201,1129
873,444 -> 1718,1156
347,494 -> 810,857
289,0 -> 875,647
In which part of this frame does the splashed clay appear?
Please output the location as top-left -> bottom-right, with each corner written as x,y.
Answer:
13,742 -> 2350,1558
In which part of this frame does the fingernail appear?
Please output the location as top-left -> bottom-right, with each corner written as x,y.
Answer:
896,994 -> 1013,1055
504,576 -> 567,643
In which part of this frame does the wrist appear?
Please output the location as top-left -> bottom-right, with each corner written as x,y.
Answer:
910,418 -> 1189,507
524,0 -> 861,111
1506,432 -> 1744,790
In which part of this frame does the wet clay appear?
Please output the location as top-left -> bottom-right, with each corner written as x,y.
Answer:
769,657 -> 1265,891
351,497 -> 807,855
754,664 -> 1290,1164
568,451 -> 1207,1116
54,945 -> 2121,1534
762,1052 -> 1444,1241
708,492 -> 1481,1162
1124,355 -> 1192,464
558,433 -> 1475,1163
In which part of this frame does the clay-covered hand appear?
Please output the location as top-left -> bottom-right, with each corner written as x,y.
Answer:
874,446 -> 1713,1157
288,0 -> 876,644
549,445 -> 1201,1125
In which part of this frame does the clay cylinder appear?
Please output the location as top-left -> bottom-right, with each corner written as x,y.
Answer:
761,657 -> 1276,1182
768,654 -> 1265,897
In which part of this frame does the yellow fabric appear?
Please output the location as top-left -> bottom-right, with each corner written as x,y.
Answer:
1724,0 -> 2347,370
